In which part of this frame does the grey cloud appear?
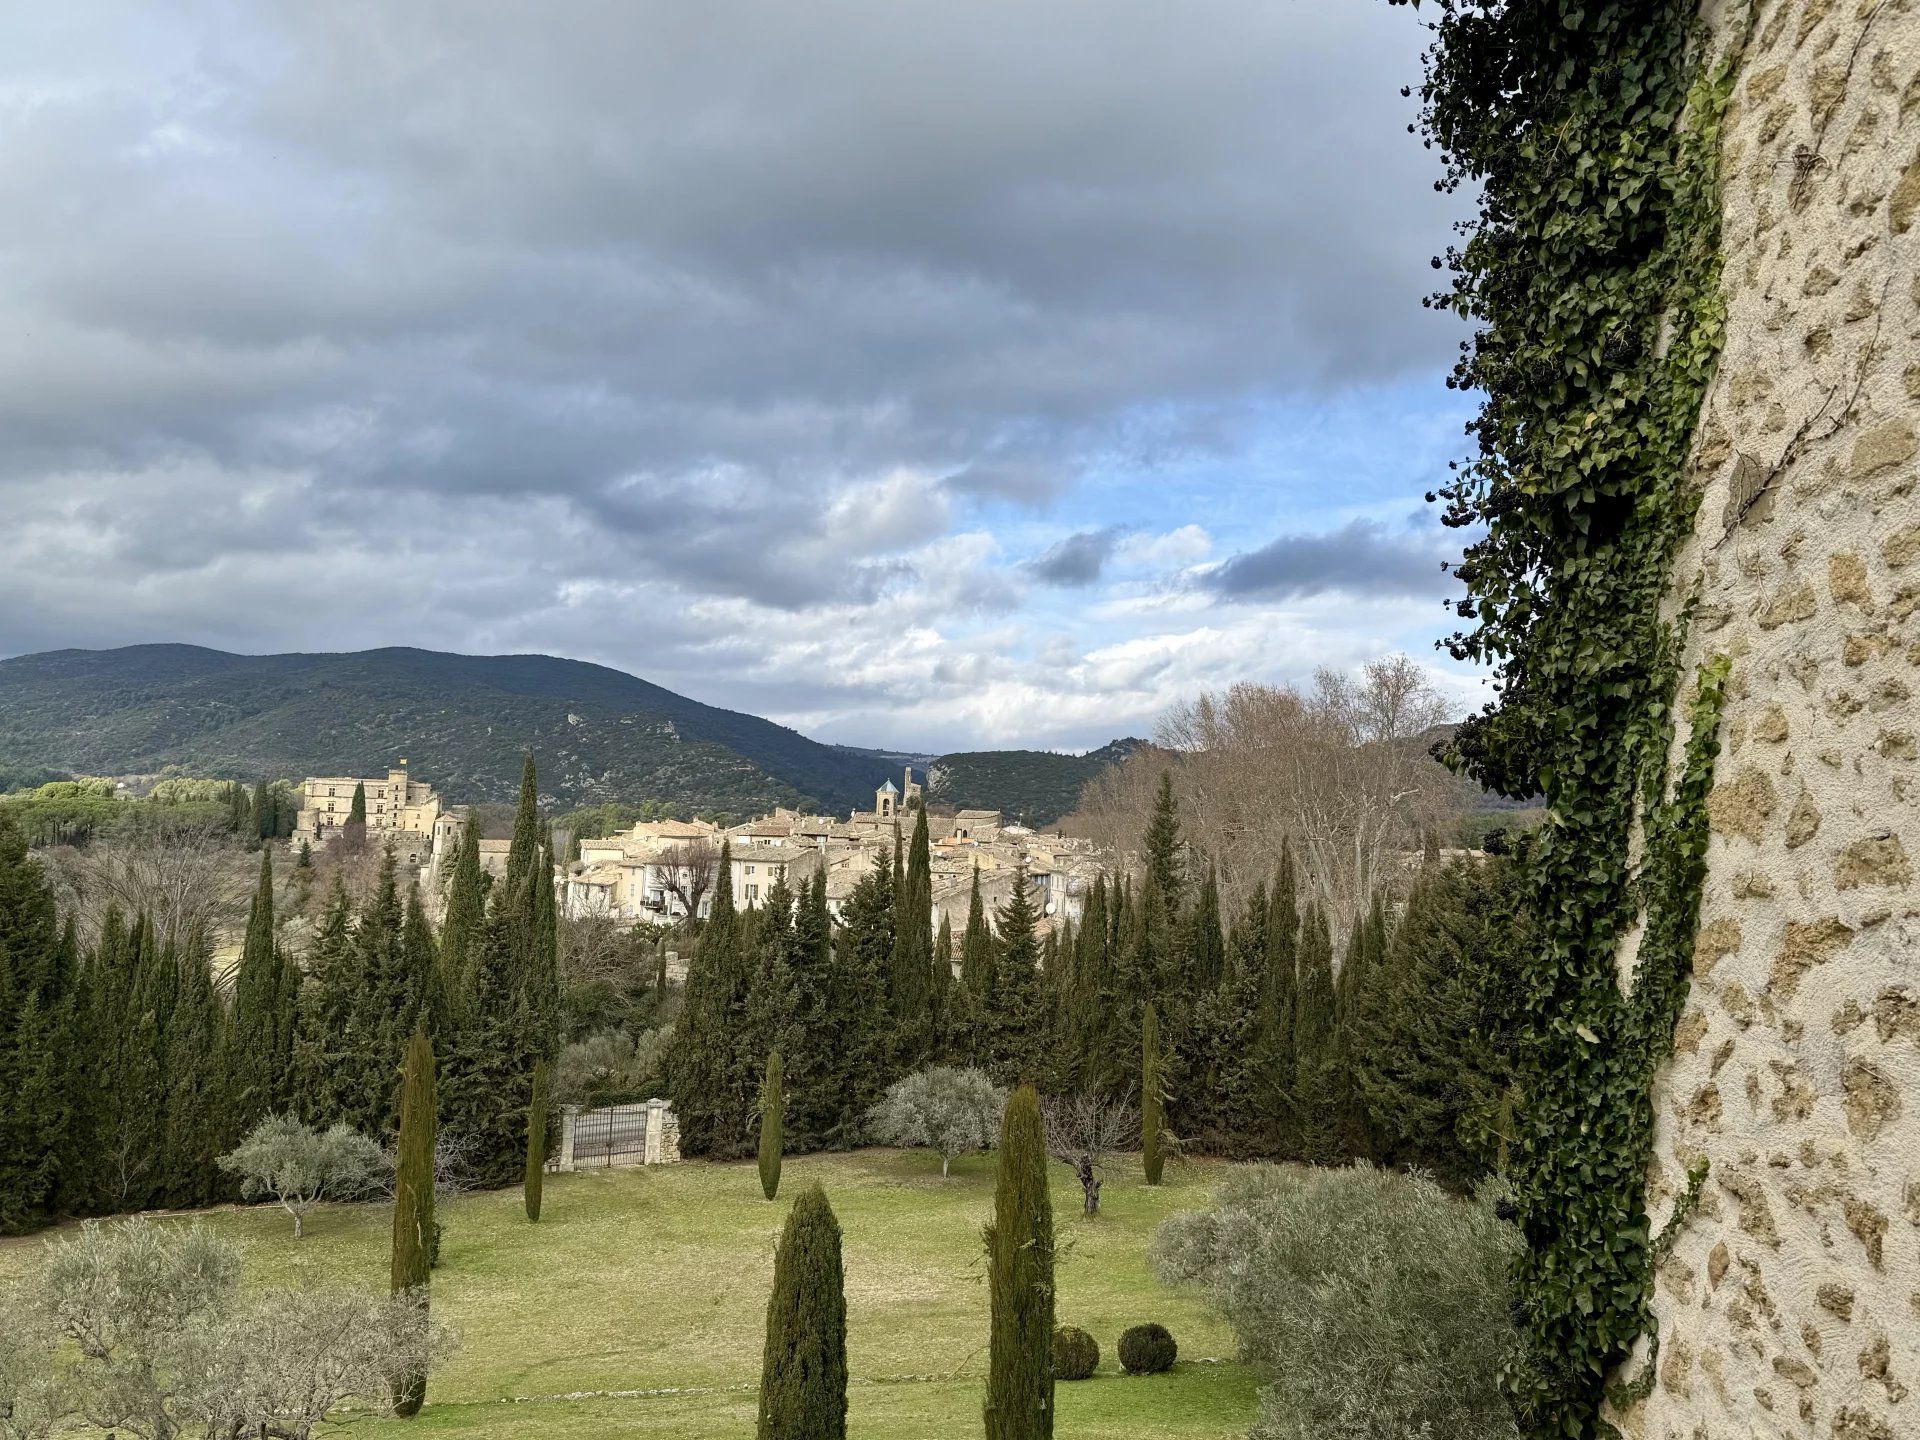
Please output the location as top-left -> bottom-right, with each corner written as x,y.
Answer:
1209,519 -> 1451,602
1027,528 -> 1123,587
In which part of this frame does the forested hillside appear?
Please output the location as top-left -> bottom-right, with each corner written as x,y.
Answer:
927,738 -> 1142,826
0,645 -> 893,813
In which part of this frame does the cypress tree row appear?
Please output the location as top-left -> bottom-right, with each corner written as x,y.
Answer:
391,1019 -> 436,1418
525,1058 -> 549,1222
985,1085 -> 1053,1440
0,813 -> 73,1232
759,1050 -> 784,1201
1141,1003 -> 1165,1186
756,1185 -> 847,1440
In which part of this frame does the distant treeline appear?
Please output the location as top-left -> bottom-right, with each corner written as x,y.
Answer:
0,775 -> 303,848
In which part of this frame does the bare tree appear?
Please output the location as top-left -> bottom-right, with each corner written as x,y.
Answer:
1069,654 -> 1463,937
45,820 -> 252,948
1042,1093 -> 1141,1217
651,838 -> 718,923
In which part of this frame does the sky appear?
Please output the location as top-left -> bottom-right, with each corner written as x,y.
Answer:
0,0 -> 1481,754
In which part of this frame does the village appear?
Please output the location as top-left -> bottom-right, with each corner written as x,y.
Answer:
290,760 -> 1113,946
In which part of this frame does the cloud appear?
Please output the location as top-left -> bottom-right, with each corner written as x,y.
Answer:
0,1 -> 1475,749
1026,528 -> 1123,587
1207,518 -> 1451,602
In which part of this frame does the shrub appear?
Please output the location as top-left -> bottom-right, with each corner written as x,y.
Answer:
1052,1326 -> 1099,1381
1118,1323 -> 1176,1375
1153,1164 -> 1523,1440
218,1114 -> 386,1238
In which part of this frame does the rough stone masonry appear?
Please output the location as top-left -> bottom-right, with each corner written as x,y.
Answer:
1622,0 -> 1920,1434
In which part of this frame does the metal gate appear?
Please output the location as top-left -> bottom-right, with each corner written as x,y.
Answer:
567,1104 -> 651,1167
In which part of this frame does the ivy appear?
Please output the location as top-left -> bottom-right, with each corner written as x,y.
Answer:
1394,0 -> 1740,1434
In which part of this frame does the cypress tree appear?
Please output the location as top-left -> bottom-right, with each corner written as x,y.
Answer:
342,848 -> 413,1135
784,867 -> 835,1149
756,1185 -> 847,1440
229,849 -> 284,1129
1184,863 -> 1226,993
162,930 -> 226,1207
391,1020 -> 435,1418
1142,1003 -> 1165,1186
505,754 -> 541,893
525,1059 -> 549,1222
344,781 -> 368,848
758,1050 -> 784,1201
665,842 -> 758,1155
292,881 -> 357,1126
932,911 -> 956,1054
889,807 -> 934,1064
438,815 -> 485,1002
251,780 -> 274,842
0,812 -> 66,1231
442,893 -> 528,1185
960,866 -> 992,996
985,1085 -> 1053,1440
822,847 -> 896,1142
1256,850 -> 1301,1153
1291,904 -> 1340,1165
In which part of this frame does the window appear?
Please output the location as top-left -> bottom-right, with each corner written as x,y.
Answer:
745,883 -> 760,903
744,864 -> 756,876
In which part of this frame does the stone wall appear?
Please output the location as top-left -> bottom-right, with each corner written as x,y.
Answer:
1626,0 -> 1920,1434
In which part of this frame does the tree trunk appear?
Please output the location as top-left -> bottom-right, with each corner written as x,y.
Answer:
1077,1157 -> 1100,1216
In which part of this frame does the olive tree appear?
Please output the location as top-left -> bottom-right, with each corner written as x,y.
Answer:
1041,1093 -> 1140,1217
866,1066 -> 1006,1177
21,1217 -> 450,1439
218,1114 -> 386,1237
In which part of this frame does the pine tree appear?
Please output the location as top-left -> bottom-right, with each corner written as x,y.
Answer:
756,1185 -> 847,1440
758,1050 -> 784,1201
525,1059 -> 549,1222
1142,1003 -> 1165,1185
1291,905 -> 1340,1165
983,869 -> 1047,1086
391,1020 -> 435,1418
985,1085 -> 1053,1440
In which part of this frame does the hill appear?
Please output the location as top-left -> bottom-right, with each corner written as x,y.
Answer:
0,645 -> 895,814
927,737 -> 1143,827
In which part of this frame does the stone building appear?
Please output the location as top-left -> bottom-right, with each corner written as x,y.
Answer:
1618,3 -> 1920,1434
296,761 -> 444,846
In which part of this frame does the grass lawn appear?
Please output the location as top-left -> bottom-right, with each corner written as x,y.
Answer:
1,1149 -> 1259,1438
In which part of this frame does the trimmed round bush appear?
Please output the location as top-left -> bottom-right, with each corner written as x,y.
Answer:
1052,1325 -> 1099,1381
1118,1322 -> 1177,1375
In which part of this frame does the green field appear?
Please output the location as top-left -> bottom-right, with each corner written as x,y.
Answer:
2,1150 -> 1259,1438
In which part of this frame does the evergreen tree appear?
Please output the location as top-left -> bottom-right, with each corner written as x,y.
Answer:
1141,771 -> 1186,921
340,849 -> 416,1135
983,869 -> 1047,1086
1142,1003 -> 1165,1186
745,874 -> 796,1092
783,867 -> 836,1149
1254,850 -> 1301,1154
343,782 -> 368,848
525,1059 -> 549,1221
441,892 -> 531,1186
985,1085 -> 1053,1440
960,866 -> 992,996
665,843 -> 759,1155
1353,856 -> 1529,1185
1184,863 -> 1226,993
161,930 -> 226,1207
932,912 -> 956,1055
1291,904 -> 1340,1165
0,814 -> 68,1231
229,850 -> 288,1130
391,1020 -> 436,1417
759,1050 -> 784,1201
292,882 -> 357,1125
889,807 -> 935,1065
822,848 -> 897,1141
251,780 -> 274,842
438,815 -> 486,1003
756,1185 -> 847,1440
